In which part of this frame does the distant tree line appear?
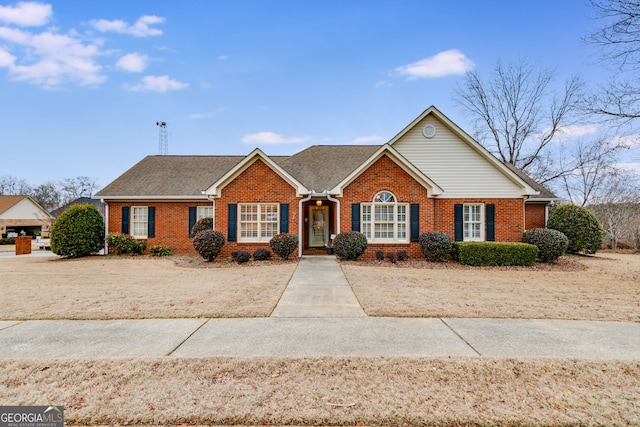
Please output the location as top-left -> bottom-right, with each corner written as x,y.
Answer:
0,175 -> 99,212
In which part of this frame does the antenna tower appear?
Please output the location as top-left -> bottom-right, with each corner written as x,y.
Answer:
156,121 -> 168,155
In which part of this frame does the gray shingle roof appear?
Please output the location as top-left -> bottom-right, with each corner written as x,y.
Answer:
95,156 -> 246,197
278,145 -> 381,191
95,147 -> 382,198
503,163 -> 558,199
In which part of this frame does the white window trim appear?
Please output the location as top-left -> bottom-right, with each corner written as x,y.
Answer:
238,203 -> 280,243
131,206 -> 148,239
361,191 -> 409,244
196,205 -> 214,221
463,203 -> 484,242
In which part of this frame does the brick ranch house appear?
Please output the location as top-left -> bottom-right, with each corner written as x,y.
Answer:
94,106 -> 557,258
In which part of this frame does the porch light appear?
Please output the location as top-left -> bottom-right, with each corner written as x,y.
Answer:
316,200 -> 322,206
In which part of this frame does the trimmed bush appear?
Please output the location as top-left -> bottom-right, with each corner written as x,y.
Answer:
189,217 -> 213,238
253,248 -> 272,261
192,229 -> 225,262
269,233 -> 298,260
386,251 -> 397,264
522,228 -> 569,263
50,204 -> 104,258
0,237 -> 15,245
333,231 -> 368,260
231,250 -> 251,264
547,204 -> 604,254
419,231 -> 452,262
375,250 -> 385,261
106,233 -> 146,255
149,245 -> 172,256
456,242 -> 538,266
397,250 -> 408,261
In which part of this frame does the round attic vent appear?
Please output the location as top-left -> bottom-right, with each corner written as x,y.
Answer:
422,124 -> 436,138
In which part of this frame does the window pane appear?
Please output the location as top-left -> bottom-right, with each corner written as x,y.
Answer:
197,206 -> 213,220
131,206 -> 148,238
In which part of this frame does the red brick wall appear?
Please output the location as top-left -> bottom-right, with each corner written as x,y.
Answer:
434,198 -> 525,242
525,203 -> 547,230
215,159 -> 299,257
341,154 -> 432,258
107,201 -> 203,253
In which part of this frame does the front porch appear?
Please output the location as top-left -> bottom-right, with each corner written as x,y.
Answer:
301,198 -> 337,256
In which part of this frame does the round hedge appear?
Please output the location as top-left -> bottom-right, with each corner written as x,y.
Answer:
269,233 -> 298,260
419,231 -> 452,262
192,229 -> 225,262
522,228 -> 569,262
189,217 -> 213,238
333,231 -> 368,260
50,204 -> 104,258
546,204 -> 603,254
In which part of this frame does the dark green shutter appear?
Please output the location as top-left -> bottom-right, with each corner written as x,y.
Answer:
122,206 -> 130,234
147,207 -> 155,238
454,204 -> 463,241
188,207 -> 197,236
228,204 -> 237,242
485,204 -> 495,241
280,203 -> 289,233
410,204 -> 420,242
351,203 -> 360,232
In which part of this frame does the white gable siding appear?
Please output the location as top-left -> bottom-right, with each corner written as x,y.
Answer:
393,116 -> 525,198
0,199 -> 51,220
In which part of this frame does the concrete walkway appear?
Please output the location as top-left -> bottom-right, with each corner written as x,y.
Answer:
271,256 -> 365,317
1,255 -> 639,359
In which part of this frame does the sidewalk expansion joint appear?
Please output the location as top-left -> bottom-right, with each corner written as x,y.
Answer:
0,321 -> 25,332
165,318 -> 210,356
439,318 -> 482,356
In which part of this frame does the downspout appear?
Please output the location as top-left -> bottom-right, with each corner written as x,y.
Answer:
326,191 -> 340,234
101,199 -> 109,255
298,193 -> 312,257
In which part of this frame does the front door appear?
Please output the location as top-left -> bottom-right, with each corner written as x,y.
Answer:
309,206 -> 329,247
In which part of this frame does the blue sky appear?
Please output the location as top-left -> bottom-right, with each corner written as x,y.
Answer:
0,0 -> 633,188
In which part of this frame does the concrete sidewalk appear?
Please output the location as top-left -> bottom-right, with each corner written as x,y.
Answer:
1,255 -> 639,360
1,317 -> 639,359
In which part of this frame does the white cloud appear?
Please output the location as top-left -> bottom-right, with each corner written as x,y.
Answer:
395,49 -> 474,79
0,47 -> 16,67
116,52 -> 148,72
607,134 -> 640,149
0,28 -> 105,87
555,124 -> 599,140
241,132 -> 309,145
0,1 -> 51,27
90,15 -> 164,37
374,80 -> 392,88
350,135 -> 385,145
127,75 -> 188,92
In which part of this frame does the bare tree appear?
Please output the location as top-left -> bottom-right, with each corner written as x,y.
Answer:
586,0 -> 640,120
588,169 -> 640,249
0,175 -> 32,196
60,176 -> 99,206
456,60 -> 586,184
30,182 -> 62,212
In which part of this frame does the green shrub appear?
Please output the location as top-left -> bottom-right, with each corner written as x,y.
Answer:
419,231 -> 452,262
456,242 -> 538,266
333,231 -> 368,260
386,251 -> 397,264
50,204 -> 104,258
397,249 -> 408,261
231,250 -> 251,263
106,233 -> 146,255
149,245 -> 172,256
253,248 -> 272,261
522,228 -> 569,263
189,217 -> 213,238
0,237 -> 15,245
546,204 -> 604,254
192,229 -> 225,262
375,250 -> 385,261
269,233 -> 298,260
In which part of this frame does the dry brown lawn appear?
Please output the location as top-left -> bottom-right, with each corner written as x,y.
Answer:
0,254 -> 296,319
343,252 -> 640,321
2,250 -> 640,426
1,357 -> 639,426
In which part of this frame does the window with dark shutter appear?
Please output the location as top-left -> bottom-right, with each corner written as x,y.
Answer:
351,203 -> 360,232
227,204 -> 237,242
